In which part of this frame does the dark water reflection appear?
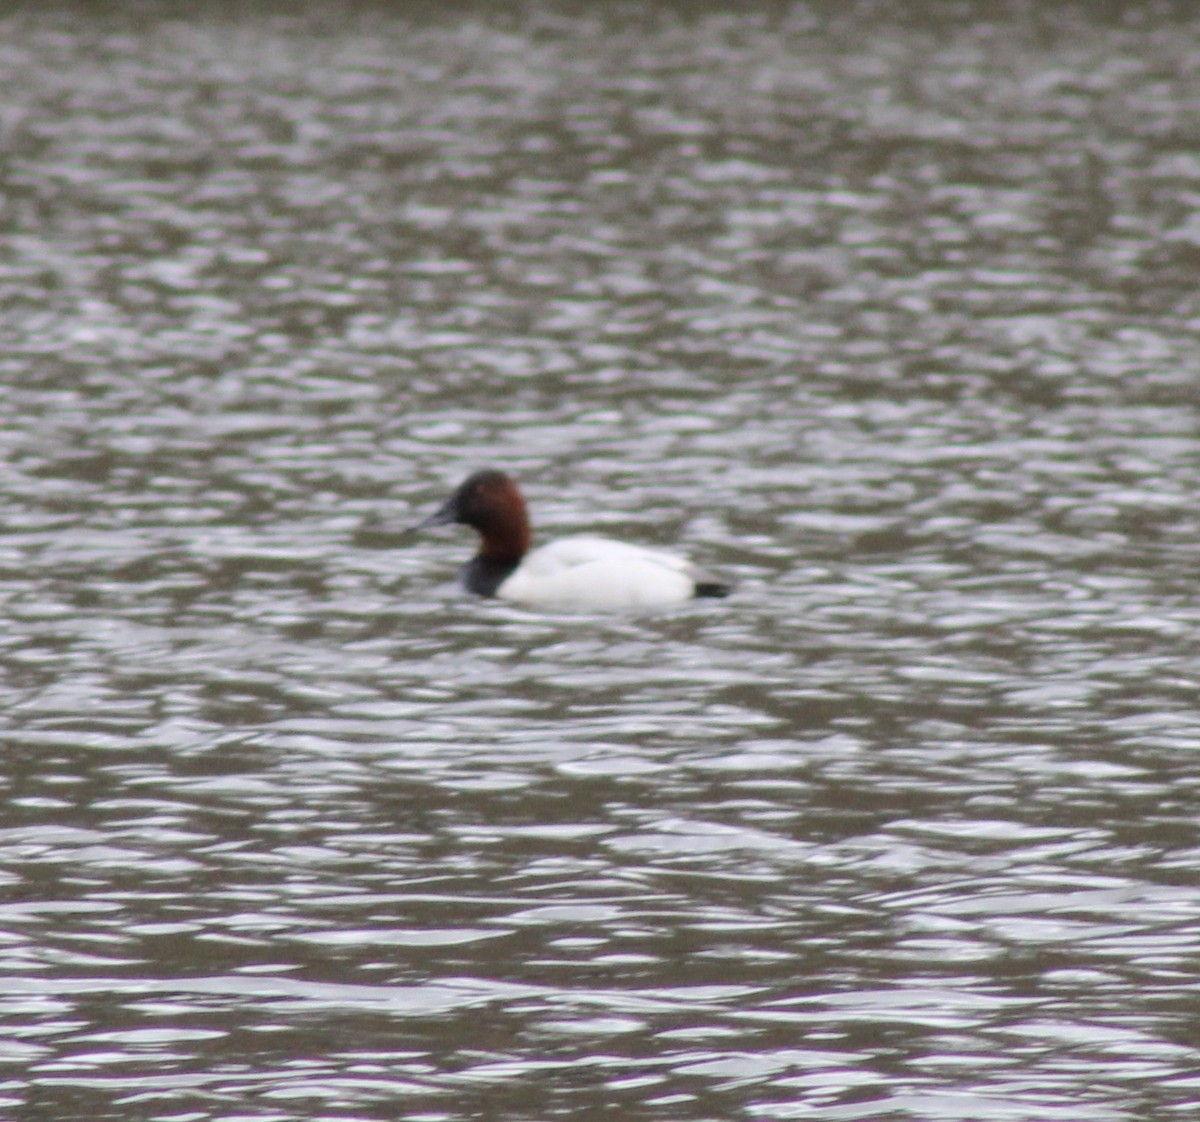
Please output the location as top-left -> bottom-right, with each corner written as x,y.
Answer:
2,3 -> 1200,1120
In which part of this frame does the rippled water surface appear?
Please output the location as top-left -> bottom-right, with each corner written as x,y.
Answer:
3,3 -> 1200,1119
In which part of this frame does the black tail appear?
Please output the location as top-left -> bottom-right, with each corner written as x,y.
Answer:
694,579 -> 732,599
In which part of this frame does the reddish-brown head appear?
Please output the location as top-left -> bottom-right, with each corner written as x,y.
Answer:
414,470 -> 532,563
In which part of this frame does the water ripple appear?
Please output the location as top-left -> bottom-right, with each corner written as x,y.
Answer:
3,4 -> 1200,1121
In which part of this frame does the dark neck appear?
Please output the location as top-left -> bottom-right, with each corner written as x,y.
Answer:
462,554 -> 521,598
462,482 -> 531,596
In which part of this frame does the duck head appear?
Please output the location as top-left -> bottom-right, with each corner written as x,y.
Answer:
413,469 -> 532,564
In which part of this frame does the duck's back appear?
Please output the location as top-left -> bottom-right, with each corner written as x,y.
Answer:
496,535 -> 710,611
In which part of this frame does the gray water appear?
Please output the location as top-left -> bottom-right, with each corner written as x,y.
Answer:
2,3 -> 1199,1120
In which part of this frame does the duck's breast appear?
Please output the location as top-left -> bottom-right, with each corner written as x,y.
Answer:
496,535 -> 699,610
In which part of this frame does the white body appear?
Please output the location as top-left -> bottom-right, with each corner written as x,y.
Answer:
495,535 -> 705,611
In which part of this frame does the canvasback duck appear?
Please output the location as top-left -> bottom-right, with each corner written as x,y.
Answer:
413,469 -> 731,611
